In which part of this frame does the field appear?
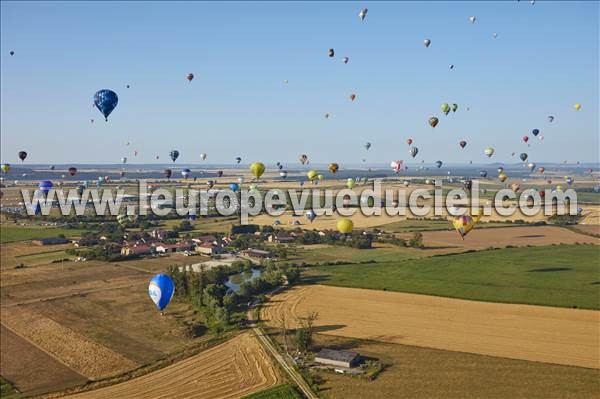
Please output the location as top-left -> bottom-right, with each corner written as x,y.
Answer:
0,225 -> 87,243
305,244 -> 600,309
66,332 -> 282,399
242,384 -> 301,399
260,285 -> 599,369
305,334 -> 600,399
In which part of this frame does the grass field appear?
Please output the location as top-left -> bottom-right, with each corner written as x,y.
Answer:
307,244 -> 600,309
0,378 -> 21,399
242,384 -> 301,399
0,225 -> 86,243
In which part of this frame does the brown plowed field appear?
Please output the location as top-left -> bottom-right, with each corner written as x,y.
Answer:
66,332 -> 281,399
0,324 -> 87,396
260,285 -> 600,369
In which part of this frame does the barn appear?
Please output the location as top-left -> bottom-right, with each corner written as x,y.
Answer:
314,349 -> 361,368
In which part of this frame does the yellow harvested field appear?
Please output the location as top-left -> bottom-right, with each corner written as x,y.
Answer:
67,332 -> 281,399
1,308 -> 137,379
260,285 -> 600,369
420,225 -> 599,251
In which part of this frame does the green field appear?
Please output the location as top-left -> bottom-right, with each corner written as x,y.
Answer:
14,249 -> 71,265
307,244 -> 600,309
0,226 -> 87,243
285,244 -> 420,265
242,384 -> 301,399
0,378 -> 21,399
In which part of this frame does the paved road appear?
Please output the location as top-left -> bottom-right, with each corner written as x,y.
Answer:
247,303 -> 318,399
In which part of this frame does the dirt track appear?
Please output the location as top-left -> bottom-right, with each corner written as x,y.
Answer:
66,332 -> 281,399
261,285 -> 600,369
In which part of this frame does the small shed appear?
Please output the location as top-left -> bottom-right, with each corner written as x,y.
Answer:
314,349 -> 361,368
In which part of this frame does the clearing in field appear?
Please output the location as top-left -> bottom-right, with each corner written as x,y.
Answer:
261,285 -> 600,369
66,332 -> 282,399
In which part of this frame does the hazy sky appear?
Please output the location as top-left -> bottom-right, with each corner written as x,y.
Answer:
1,1 -> 598,165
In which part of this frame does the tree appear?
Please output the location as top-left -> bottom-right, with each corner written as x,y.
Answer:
276,308 -> 289,355
295,311 -> 318,352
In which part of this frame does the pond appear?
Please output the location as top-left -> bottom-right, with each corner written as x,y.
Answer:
225,268 -> 262,293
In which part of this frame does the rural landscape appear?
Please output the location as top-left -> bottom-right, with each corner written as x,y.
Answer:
1,2 -> 599,399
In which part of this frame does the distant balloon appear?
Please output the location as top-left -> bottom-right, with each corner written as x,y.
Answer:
235,157 -> 242,164
306,209 -> 317,223
250,162 -> 265,179
328,163 -> 339,174
484,147 -> 495,158
390,160 -> 403,174
164,169 -> 172,179
299,154 -> 308,165
493,32 -> 498,39
407,138 -> 413,146
547,116 -> 554,123
337,218 -> 354,234
532,129 -> 540,137
435,160 -> 443,168
148,274 -> 175,311
459,140 -> 467,149
229,183 -> 239,192
574,103 -> 582,110
452,213 -> 481,240
479,170 -> 488,178
498,172 -> 508,183
1,164 -> 11,173
424,39 -> 431,47
428,116 -> 439,128
538,167 -> 545,174
469,16 -> 476,24
186,73 -> 194,82
200,153 -> 207,161
121,157 -> 127,164
364,142 -> 371,150
68,167 -> 77,176
93,89 -> 118,121
181,168 -> 191,179
328,48 -> 335,57
409,147 -> 419,158
349,93 -> 356,101
343,57 -> 349,64
358,8 -> 368,21
451,103 -> 458,113
441,103 -> 450,116
522,135 -> 529,143
170,150 -> 180,162
346,178 -> 356,189
9,50 -> 15,56
279,170 -> 288,179
527,162 -> 536,172
520,153 -> 528,162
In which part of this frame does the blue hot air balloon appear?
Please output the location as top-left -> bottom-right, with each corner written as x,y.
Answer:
479,170 -> 488,178
181,168 -> 191,179
170,150 -> 180,162
148,274 -> 174,311
229,183 -> 239,192
93,89 -> 118,121
32,180 -> 53,215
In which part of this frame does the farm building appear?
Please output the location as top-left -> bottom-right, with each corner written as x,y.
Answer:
315,349 -> 361,368
244,248 -> 273,259
195,242 -> 226,256
155,242 -> 194,253
121,244 -> 153,256
31,237 -> 70,246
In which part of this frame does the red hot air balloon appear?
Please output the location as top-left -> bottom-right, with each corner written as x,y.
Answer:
459,140 -> 467,149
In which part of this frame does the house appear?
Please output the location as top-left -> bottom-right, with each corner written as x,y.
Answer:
150,229 -> 169,241
192,235 -> 217,246
267,233 -> 295,244
31,237 -> 69,246
121,244 -> 153,256
244,248 -> 273,259
314,349 -> 361,368
195,242 -> 226,256
73,238 -> 100,247
155,241 -> 194,254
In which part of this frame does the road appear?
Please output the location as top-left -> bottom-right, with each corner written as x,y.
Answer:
247,300 -> 318,399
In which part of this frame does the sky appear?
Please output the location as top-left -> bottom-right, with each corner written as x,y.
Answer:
1,1 -> 598,166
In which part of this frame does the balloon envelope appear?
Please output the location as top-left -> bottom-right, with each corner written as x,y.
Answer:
93,89 -> 118,121
148,274 -> 175,311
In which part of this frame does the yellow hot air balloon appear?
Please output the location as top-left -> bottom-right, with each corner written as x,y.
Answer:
307,170 -> 318,180
498,172 -> 508,182
317,174 -> 324,181
337,218 -> 354,234
574,103 -> 582,110
328,163 -> 339,174
250,162 -> 265,179
0,163 -> 10,173
451,211 -> 482,240
346,178 -> 356,189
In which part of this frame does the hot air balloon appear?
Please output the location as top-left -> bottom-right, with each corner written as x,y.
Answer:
235,157 -> 242,164
450,64 -> 454,70
280,170 -> 288,179
428,116 -> 439,128
349,93 -> 356,101
229,183 -> 239,192
181,168 -> 191,179
510,183 -> 520,192
206,180 -> 215,189
307,170 -> 318,181
365,142 -> 371,150
9,50 -> 14,56
459,140 -> 467,149
519,153 -> 528,162
522,135 -> 529,143
409,147 -> 419,158
538,166 -> 545,173
452,103 -> 458,113
306,210 -> 317,223
249,184 -> 258,191
1,164 -> 11,173
346,178 -> 356,189
68,167 -> 77,176
574,103 -> 582,110
463,180 -> 472,192
493,32 -> 498,39
186,73 -> 194,82
324,113 -> 330,119
565,177 -> 574,186
93,89 -> 118,121
250,162 -> 265,180
149,274 -> 175,312
169,150 -> 180,162
484,147 -> 495,158
217,170 -> 224,177
435,161 -> 443,168
328,48 -> 335,57
527,162 -> 536,172
441,103 -> 450,116
164,169 -> 172,179
49,165 -> 55,171
121,157 -> 127,164
407,138 -> 413,146
238,177 -> 244,184
497,167 -> 504,173
479,170 -> 488,178
18,151 -> 27,162
299,154 -> 308,165
337,218 -> 354,234
390,160 -> 403,173
200,153 -> 207,161
424,39 -> 431,47
498,172 -> 508,182
452,212 -> 481,239
328,163 -> 339,174
532,129 -> 540,137
343,57 -> 349,64
469,15 -> 476,24
548,116 -> 554,123
358,8 -> 368,21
